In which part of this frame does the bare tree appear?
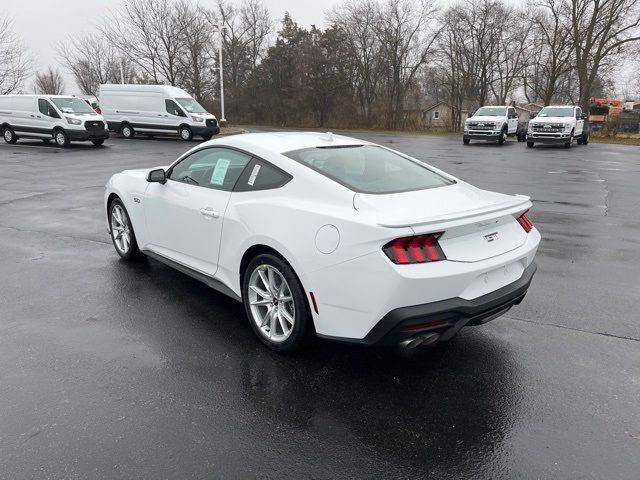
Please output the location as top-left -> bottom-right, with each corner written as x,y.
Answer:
34,67 -> 65,95
525,0 -> 575,104
56,34 -> 136,96
212,0 -> 273,111
175,0 -> 216,102
374,0 -> 441,129
101,0 -> 185,86
329,0 -> 382,126
570,0 -> 640,111
0,16 -> 30,94
491,4 -> 533,104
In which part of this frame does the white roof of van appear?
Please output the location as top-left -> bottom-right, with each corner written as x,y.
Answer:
100,84 -> 192,98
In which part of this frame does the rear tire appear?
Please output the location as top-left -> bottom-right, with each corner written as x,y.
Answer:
3,126 -> 18,144
54,129 -> 70,147
108,198 -> 140,260
179,125 -> 193,141
581,131 -> 590,145
242,253 -> 314,352
121,124 -> 135,139
201,133 -> 213,141
527,141 -> 534,148
91,139 -> 105,146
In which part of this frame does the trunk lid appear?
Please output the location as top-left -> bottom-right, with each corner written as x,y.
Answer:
354,183 -> 531,262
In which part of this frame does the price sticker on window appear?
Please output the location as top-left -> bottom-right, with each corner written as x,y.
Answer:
210,158 -> 231,185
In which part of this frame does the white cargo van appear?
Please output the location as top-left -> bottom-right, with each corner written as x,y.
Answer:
100,84 -> 220,141
0,95 -> 110,147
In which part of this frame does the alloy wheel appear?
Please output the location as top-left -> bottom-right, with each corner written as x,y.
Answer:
110,204 -> 132,254
247,265 -> 295,343
3,129 -> 12,142
55,132 -> 66,146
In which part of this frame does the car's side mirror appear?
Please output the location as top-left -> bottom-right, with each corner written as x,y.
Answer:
147,168 -> 166,184
581,113 -> 588,120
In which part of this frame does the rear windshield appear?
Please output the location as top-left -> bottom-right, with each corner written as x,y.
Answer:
285,145 -> 454,194
474,107 -> 506,116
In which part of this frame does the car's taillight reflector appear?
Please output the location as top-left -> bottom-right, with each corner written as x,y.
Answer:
516,213 -> 533,233
383,233 -> 446,264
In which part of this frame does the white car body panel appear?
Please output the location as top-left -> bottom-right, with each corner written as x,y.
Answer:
105,132 -> 540,341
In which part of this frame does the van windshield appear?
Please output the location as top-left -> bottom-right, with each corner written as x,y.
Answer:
474,107 -> 506,116
176,97 -> 207,114
51,97 -> 95,114
285,145 -> 455,194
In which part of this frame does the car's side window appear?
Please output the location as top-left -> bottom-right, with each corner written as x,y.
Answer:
168,148 -> 251,191
165,99 -> 186,117
38,99 -> 59,118
576,107 -> 582,119
509,108 -> 517,118
235,158 -> 292,192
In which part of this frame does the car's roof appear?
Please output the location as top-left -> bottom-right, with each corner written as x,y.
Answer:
543,105 -> 576,108
209,131 -> 370,154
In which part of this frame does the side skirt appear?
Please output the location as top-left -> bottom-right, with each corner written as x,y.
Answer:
143,250 -> 242,302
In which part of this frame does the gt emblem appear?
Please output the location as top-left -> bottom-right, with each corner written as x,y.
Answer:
484,232 -> 499,242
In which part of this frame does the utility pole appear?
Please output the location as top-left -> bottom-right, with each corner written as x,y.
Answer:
215,24 -> 227,124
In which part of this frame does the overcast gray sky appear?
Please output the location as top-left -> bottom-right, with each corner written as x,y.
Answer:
3,0 -> 342,94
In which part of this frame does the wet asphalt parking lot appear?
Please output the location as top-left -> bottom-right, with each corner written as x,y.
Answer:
0,129 -> 639,479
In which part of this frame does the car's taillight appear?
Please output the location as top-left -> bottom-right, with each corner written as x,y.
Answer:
383,233 -> 446,264
516,212 -> 533,233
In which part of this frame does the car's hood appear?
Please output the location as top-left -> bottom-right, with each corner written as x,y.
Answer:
532,116 -> 573,124
353,182 -> 530,229
467,116 -> 503,122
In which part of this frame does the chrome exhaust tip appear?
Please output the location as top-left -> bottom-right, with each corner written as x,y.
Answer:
399,336 -> 425,349
419,332 -> 440,347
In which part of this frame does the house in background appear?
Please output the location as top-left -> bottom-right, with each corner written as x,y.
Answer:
422,101 -> 468,130
515,103 -> 544,123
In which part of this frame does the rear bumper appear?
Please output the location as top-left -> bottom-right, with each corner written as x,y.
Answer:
67,129 -> 110,141
347,262 -> 537,346
526,133 -> 570,144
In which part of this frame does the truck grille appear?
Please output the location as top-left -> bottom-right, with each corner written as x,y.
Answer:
532,123 -> 564,133
85,120 -> 105,132
206,119 -> 218,128
467,122 -> 494,130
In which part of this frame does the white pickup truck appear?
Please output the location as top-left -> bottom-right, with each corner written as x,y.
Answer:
463,106 -> 518,145
526,105 -> 590,148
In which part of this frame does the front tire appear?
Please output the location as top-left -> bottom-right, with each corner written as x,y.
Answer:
463,138 -> 470,145
54,129 -> 70,147
527,141 -> 534,148
242,254 -> 313,352
109,199 -> 139,260
498,128 -> 507,145
565,130 -> 574,148
3,126 -> 18,144
179,125 -> 193,141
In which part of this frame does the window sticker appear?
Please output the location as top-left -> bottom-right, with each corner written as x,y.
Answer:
247,164 -> 261,186
210,158 -> 231,185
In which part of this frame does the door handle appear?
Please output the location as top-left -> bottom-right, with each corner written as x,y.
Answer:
199,207 -> 219,218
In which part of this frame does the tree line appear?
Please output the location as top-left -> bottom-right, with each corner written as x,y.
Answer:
1,0 -> 639,131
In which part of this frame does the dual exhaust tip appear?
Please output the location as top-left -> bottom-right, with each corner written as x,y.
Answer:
399,332 -> 440,349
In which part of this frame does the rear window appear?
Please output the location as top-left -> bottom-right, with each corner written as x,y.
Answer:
284,145 -> 454,194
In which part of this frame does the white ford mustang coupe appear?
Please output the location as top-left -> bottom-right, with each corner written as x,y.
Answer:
105,132 -> 540,351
